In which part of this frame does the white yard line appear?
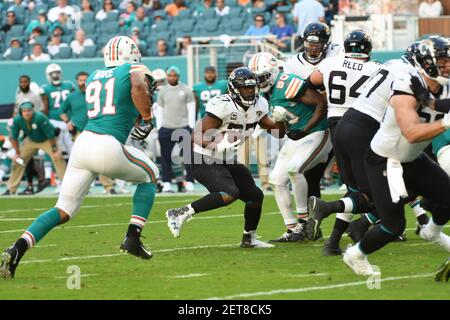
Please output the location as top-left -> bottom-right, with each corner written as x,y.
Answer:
20,243 -> 239,265
54,273 -> 99,279
169,273 -> 209,279
285,273 -> 328,278
205,273 -> 435,300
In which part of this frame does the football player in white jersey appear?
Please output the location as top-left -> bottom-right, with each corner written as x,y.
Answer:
165,67 -> 286,248
304,30 -> 380,251
282,22 -> 342,218
283,22 -> 343,79
343,37 -> 450,276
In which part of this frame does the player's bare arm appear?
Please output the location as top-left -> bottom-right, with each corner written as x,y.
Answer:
258,114 -> 286,138
130,71 -> 152,120
391,94 -> 445,143
294,87 -> 327,133
41,94 -> 49,116
193,114 -> 223,150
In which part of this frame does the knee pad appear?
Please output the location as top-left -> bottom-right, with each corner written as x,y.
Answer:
269,170 -> 289,186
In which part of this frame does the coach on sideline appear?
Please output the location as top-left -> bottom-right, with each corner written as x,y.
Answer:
157,66 -> 196,193
3,101 -> 66,195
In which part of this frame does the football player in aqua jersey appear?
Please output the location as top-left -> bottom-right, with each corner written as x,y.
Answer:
249,52 -> 330,243
193,66 -> 228,120
1,36 -> 160,279
165,67 -> 286,248
40,63 -> 76,155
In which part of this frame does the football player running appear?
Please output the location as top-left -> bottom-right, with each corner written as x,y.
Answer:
249,52 -> 330,242
343,37 -> 450,276
0,36 -> 160,279
165,67 -> 286,248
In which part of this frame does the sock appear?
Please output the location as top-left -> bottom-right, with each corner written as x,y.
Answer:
340,197 -> 354,213
297,213 -> 309,221
244,201 -> 262,232
191,192 -> 229,214
129,183 -> 156,237
273,184 -> 297,225
44,164 -> 52,179
328,217 -> 350,245
408,199 -> 428,225
13,238 -> 29,262
425,218 -> 444,237
359,224 -> 397,255
21,208 -> 61,248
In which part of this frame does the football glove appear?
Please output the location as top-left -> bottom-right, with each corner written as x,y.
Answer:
130,118 -> 154,140
286,129 -> 307,141
272,106 -> 287,122
410,75 -> 430,104
216,133 -> 241,153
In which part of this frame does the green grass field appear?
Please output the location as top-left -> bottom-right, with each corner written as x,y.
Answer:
0,194 -> 448,300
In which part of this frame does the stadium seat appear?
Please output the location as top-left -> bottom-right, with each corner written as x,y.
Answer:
173,19 -> 196,36
81,21 -> 97,34
79,45 -> 97,58
34,35 -> 49,47
229,7 -> 244,18
225,0 -> 238,7
100,21 -> 120,35
201,8 -> 217,19
152,10 -> 168,20
151,20 -> 170,33
105,11 -> 120,22
53,46 -> 72,59
222,17 -> 246,36
5,47 -> 24,60
174,9 -> 192,21
81,12 -> 95,23
276,5 -> 292,14
7,25 -> 25,37
200,19 -> 221,36
61,35 -> 73,44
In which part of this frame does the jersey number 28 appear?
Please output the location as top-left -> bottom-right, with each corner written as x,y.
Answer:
86,79 -> 116,118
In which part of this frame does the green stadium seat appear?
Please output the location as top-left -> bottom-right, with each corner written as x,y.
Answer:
81,21 -> 97,34
79,45 -> 97,58
53,46 -> 72,59
105,11 -> 119,22
200,19 -> 221,36
225,0 -> 238,7
276,5 -> 292,14
152,10 -> 168,20
229,6 -> 244,18
151,20 -> 170,33
61,34 -> 73,44
34,35 -> 49,48
201,8 -> 217,19
222,17 -> 246,36
81,12 -> 95,23
5,47 -> 24,60
8,25 -> 25,37
100,21 -> 120,35
174,9 -> 192,21
173,19 -> 196,36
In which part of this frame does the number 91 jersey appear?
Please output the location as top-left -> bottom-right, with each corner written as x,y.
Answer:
317,56 -> 381,118
84,63 -> 153,144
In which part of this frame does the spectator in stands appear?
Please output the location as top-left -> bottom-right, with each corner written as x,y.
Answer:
15,75 -> 44,114
271,13 -> 294,51
238,0 -> 251,6
129,27 -> 148,53
178,35 -> 191,55
47,0 -> 75,23
155,39 -> 169,56
96,0 -> 118,21
8,0 -> 26,15
70,29 -> 94,55
26,26 -> 44,45
251,0 -> 266,11
293,0 -> 325,35
266,0 -> 288,13
133,6 -> 150,28
165,0 -> 187,17
419,0 -> 443,17
215,0 -> 230,16
119,1 -> 137,29
141,0 -> 155,13
23,43 -> 51,62
26,9 -> 52,34
194,0 -> 213,16
3,38 -> 22,60
157,66 -> 196,193
1,10 -> 17,33
50,12 -> 70,35
81,0 -> 94,13
245,14 -> 270,36
47,32 -> 69,57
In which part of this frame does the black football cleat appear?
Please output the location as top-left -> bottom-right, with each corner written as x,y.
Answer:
0,246 -> 20,279
36,179 -> 51,193
322,240 -> 342,256
434,258 -> 450,282
269,229 -> 305,243
120,236 -> 152,260
307,196 -> 332,241
19,186 -> 34,195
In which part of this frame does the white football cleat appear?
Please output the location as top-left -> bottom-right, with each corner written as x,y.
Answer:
241,231 -> 275,248
343,244 -> 380,276
162,182 -> 173,193
185,181 -> 195,192
420,223 -> 440,242
165,207 -> 192,238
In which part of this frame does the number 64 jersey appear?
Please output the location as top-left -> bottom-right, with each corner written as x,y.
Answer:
317,56 -> 381,118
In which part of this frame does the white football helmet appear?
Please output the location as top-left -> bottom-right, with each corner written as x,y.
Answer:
248,52 -> 279,93
45,63 -> 62,85
152,68 -> 166,82
104,36 -> 141,67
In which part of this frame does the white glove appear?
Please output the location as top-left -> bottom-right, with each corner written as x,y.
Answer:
441,113 -> 450,129
272,106 -> 287,122
216,133 -> 241,153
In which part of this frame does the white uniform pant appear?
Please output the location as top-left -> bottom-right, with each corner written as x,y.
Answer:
50,119 -> 73,155
269,130 -> 332,224
56,131 -> 159,217
437,145 -> 450,177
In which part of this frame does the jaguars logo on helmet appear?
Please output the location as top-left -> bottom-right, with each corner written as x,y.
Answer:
228,67 -> 258,109
413,36 -> 450,85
